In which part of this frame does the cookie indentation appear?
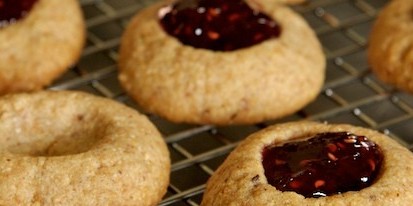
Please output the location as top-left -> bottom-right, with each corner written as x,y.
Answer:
158,0 -> 281,51
0,0 -> 39,28
262,132 -> 383,198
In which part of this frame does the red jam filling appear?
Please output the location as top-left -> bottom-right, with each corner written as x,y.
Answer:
0,0 -> 38,29
262,132 -> 383,198
158,0 -> 281,51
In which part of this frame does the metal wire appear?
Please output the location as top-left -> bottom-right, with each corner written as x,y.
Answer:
50,0 -> 413,205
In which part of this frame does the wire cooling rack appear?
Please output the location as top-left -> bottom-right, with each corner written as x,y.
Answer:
50,0 -> 412,205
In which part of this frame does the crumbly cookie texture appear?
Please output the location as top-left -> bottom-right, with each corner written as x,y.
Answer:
201,121 -> 413,205
0,91 -> 170,206
368,0 -> 413,93
0,0 -> 85,94
118,0 -> 325,125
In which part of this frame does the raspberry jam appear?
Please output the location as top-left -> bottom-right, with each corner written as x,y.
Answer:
158,0 -> 281,51
0,0 -> 38,29
262,132 -> 383,198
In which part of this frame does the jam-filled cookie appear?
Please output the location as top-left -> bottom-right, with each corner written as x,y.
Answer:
0,0 -> 85,94
202,121 -> 413,205
368,0 -> 413,93
119,0 -> 325,125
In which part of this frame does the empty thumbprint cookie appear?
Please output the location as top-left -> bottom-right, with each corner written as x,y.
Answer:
368,0 -> 413,93
0,0 -> 85,94
119,0 -> 325,125
0,91 -> 170,205
201,121 -> 413,205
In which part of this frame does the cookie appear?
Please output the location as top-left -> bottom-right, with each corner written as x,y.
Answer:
202,121 -> 413,205
0,0 -> 85,94
118,0 -> 325,125
0,91 -> 170,205
368,0 -> 413,93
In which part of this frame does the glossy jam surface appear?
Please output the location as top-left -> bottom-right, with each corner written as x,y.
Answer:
0,0 -> 38,28
262,132 -> 383,198
158,0 -> 281,51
